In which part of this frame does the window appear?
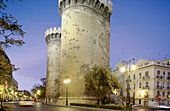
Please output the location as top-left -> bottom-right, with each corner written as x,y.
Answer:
157,81 -> 159,86
145,82 -> 148,87
168,82 -> 170,87
133,83 -> 135,89
163,81 -> 165,88
133,92 -> 135,97
139,73 -> 141,79
168,92 -> 170,95
139,100 -> 141,104
128,84 -> 130,89
145,71 -> 149,76
133,74 -> 135,80
157,70 -> 160,74
167,61 -> 170,65
145,91 -> 149,97
163,91 -> 165,97
168,72 -> 170,77
157,91 -> 160,95
163,71 -> 165,75
139,82 -> 141,88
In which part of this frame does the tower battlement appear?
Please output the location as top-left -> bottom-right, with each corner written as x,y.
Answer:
59,0 -> 113,19
45,27 -> 62,43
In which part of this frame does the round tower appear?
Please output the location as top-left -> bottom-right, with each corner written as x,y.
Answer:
45,27 -> 61,103
58,0 -> 113,104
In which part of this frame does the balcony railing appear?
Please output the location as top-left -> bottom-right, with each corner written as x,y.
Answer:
156,86 -> 162,89
143,86 -> 149,89
167,87 -> 170,90
162,75 -> 165,79
143,76 -> 150,79
156,75 -> 162,79
126,79 -> 131,82
126,88 -> 131,91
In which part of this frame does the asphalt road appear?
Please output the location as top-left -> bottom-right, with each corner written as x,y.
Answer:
0,102 -> 116,111
2,102 -> 169,111
134,107 -> 170,111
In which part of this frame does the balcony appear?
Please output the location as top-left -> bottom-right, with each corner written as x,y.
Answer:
126,79 -> 131,82
156,86 -> 162,89
156,75 -> 162,79
143,76 -> 150,80
143,86 -> 150,89
162,75 -> 166,79
126,87 -> 131,91
167,87 -> 170,90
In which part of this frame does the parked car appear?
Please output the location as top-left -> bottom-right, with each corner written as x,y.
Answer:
18,99 -> 35,106
158,103 -> 170,109
149,102 -> 170,109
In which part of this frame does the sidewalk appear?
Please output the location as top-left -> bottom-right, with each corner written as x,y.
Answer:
43,103 -> 125,111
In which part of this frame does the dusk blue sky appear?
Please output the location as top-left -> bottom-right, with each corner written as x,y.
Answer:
3,0 -> 170,92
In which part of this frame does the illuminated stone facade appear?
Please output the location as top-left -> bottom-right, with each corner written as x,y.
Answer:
114,59 -> 170,106
45,27 -> 61,103
45,0 -> 113,104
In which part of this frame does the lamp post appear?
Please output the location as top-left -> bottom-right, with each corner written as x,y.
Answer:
64,78 -> 71,106
120,58 -> 136,111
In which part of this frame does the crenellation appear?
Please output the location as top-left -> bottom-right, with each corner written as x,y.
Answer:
59,0 -> 113,19
94,0 -> 99,9
66,0 -> 70,6
99,3 -> 104,13
89,0 -> 95,6
45,27 -> 61,44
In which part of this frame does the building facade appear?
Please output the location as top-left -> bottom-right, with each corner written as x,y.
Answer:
18,90 -> 31,100
114,59 -> 170,106
0,46 -> 13,101
45,0 -> 113,104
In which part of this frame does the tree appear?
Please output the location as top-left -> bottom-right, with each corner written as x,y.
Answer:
0,0 -> 24,83
31,78 -> 46,99
0,0 -> 25,48
84,65 -> 121,105
40,78 -> 46,87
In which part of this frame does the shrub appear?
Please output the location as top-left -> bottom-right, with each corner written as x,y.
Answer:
100,104 -> 125,110
70,103 -> 125,110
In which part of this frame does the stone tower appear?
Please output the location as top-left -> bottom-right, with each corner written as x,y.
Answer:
45,27 -> 61,103
58,0 -> 113,104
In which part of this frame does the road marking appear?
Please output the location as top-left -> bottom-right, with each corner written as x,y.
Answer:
12,105 -> 17,108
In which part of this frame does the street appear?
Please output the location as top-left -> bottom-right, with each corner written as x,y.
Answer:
1,102 -> 119,111
135,107 -> 170,111
1,102 -> 170,111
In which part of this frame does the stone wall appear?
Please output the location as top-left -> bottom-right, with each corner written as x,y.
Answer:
45,27 -> 61,103
58,0 -> 113,104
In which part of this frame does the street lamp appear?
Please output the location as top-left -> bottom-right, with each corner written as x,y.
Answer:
64,78 -> 71,106
120,58 -> 136,111
140,90 -> 145,96
37,90 -> 41,95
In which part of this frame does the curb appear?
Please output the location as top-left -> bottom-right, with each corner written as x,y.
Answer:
43,103 -> 125,111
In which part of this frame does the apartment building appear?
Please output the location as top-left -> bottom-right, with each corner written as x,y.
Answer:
113,59 -> 170,106
0,46 -> 18,101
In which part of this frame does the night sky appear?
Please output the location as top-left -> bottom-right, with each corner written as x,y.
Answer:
3,0 -> 170,92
